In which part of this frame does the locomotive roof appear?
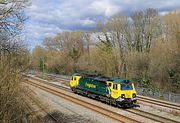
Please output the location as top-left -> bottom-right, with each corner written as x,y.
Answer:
72,73 -> 84,76
111,78 -> 131,84
93,76 -> 111,82
72,73 -> 131,83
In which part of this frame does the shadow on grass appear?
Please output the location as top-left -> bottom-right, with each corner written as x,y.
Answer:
43,110 -> 95,123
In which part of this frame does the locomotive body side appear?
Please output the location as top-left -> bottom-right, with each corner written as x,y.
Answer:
78,77 -> 109,96
70,74 -> 138,108
70,74 -> 110,97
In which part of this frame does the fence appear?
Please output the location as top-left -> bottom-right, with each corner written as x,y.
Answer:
136,87 -> 180,103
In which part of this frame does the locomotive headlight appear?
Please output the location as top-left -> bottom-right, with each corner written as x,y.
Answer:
121,94 -> 125,98
132,93 -> 136,98
117,95 -> 125,101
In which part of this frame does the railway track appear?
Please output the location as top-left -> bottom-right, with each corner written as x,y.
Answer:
30,73 -> 180,111
26,78 -> 140,123
24,90 -> 59,123
127,108 -> 179,123
25,75 -> 180,123
23,85 -> 55,123
51,75 -> 180,106
137,95 -> 180,111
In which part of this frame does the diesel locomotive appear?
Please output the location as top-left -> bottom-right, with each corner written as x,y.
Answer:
69,73 -> 138,108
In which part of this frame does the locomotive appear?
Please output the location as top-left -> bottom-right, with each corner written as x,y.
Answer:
69,73 -> 138,108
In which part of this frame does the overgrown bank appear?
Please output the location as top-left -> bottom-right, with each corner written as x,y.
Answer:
0,0 -> 34,122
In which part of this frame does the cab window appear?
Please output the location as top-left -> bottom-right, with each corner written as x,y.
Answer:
74,77 -> 76,81
108,83 -> 112,87
121,83 -> 133,90
71,77 -> 73,80
113,84 -> 118,90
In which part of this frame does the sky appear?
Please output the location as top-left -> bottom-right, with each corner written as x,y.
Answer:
25,0 -> 180,49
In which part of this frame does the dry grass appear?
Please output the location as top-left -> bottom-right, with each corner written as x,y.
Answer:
0,55 -> 40,123
170,110 -> 180,116
22,82 -> 96,123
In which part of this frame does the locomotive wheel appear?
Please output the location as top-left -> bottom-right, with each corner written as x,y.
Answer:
117,102 -> 122,108
71,88 -> 77,93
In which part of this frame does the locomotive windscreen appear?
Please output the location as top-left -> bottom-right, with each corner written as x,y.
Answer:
121,83 -> 133,90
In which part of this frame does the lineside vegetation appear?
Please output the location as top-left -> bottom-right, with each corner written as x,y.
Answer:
0,0 -> 32,122
31,9 -> 180,94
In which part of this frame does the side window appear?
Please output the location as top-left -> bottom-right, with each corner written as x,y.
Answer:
108,83 -> 112,87
74,77 -> 76,81
71,77 -> 73,80
113,84 -> 118,90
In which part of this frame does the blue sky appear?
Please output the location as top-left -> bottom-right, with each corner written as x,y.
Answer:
25,0 -> 180,49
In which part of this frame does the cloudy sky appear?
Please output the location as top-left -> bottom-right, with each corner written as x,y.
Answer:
25,0 -> 180,49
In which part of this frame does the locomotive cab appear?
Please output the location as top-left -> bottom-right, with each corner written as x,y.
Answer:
69,73 -> 81,91
108,79 -> 137,107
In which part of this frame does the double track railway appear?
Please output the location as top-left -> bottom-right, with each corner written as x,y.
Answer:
24,74 -> 180,123
32,73 -> 180,112
26,78 -> 140,123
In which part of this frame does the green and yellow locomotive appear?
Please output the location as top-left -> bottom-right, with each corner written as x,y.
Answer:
70,73 -> 138,108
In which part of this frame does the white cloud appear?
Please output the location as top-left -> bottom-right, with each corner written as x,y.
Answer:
81,19 -> 96,26
25,0 -> 180,49
159,11 -> 169,16
89,0 -> 120,17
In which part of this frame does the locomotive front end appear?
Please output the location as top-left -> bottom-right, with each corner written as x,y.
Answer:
107,79 -> 139,108
116,83 -> 137,107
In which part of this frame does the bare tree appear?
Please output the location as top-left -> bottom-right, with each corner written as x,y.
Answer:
84,32 -> 91,65
131,8 -> 160,52
0,0 -> 30,122
42,31 -> 85,73
97,15 -> 132,77
0,0 -> 29,56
